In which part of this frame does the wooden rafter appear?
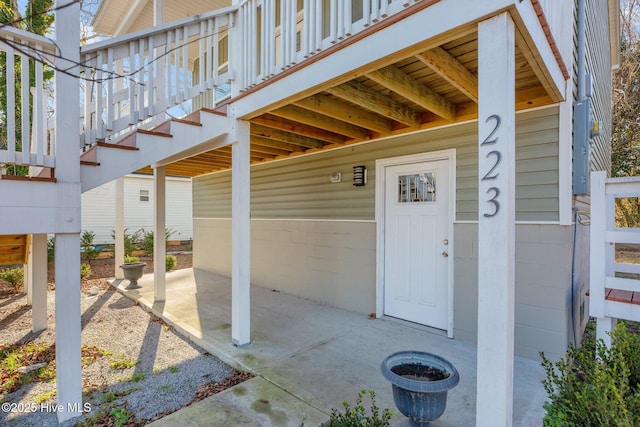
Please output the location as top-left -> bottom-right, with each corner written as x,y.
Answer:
271,105 -> 370,140
294,94 -> 393,134
365,65 -> 456,121
248,144 -> 292,157
416,47 -> 478,103
326,81 -> 421,127
251,123 -> 328,149
251,115 -> 347,144
251,136 -> 307,152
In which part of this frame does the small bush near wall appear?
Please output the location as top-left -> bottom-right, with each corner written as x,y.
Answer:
80,263 -> 92,281
0,267 -> 23,288
541,321 -> 640,426
166,255 -> 177,271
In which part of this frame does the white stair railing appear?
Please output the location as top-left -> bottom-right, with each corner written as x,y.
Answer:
79,7 -> 236,145
590,171 -> 640,345
0,26 -> 56,170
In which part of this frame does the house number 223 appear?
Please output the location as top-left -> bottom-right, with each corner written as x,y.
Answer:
480,114 -> 502,218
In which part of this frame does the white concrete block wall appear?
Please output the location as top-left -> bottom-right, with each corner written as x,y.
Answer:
194,218 -> 582,360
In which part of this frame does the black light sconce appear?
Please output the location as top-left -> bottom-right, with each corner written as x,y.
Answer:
353,165 -> 367,186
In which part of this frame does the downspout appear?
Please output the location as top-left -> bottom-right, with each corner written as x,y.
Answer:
571,0 -> 588,346
577,0 -> 586,100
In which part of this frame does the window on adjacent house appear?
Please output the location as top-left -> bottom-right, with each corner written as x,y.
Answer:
140,190 -> 149,202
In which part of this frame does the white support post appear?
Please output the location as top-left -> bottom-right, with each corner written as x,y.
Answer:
54,0 -> 82,422
153,166 -> 166,302
597,316 -> 616,348
115,177 -> 125,279
476,13 -> 516,427
28,234 -> 48,332
54,234 -> 82,421
232,120 -> 251,346
589,171 -> 606,319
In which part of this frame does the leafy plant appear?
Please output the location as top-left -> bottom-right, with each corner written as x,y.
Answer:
541,321 -> 640,426
139,228 -> 175,258
0,267 -> 23,288
166,254 -> 177,271
80,230 -> 100,261
80,263 -> 92,281
324,389 -> 392,427
124,255 -> 140,264
109,407 -> 131,427
111,228 -> 143,257
47,237 -> 54,263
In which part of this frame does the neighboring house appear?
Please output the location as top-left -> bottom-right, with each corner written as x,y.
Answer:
81,174 -> 193,244
0,0 -> 620,423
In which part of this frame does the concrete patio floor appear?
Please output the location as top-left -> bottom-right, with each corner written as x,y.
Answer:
113,268 -> 547,426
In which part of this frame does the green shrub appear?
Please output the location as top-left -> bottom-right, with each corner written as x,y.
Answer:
140,228 -> 175,258
124,255 -> 140,264
47,237 -> 54,264
80,263 -> 92,281
0,267 -> 23,288
541,321 -> 640,426
80,230 -> 100,262
324,389 -> 392,427
166,255 -> 177,271
111,229 -> 143,257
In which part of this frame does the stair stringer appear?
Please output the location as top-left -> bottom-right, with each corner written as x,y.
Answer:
81,112 -> 236,192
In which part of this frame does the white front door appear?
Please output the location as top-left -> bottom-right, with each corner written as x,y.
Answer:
383,158 -> 451,330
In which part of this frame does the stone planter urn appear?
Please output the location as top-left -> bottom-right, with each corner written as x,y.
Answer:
120,262 -> 146,289
380,351 -> 459,425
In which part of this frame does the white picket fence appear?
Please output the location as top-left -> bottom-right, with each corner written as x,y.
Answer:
590,171 -> 640,345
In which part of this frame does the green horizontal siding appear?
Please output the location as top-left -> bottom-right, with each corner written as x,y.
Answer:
193,106 -> 560,221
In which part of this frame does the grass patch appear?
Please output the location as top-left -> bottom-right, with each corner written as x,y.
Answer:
102,388 -> 137,403
129,372 -> 145,383
168,365 -> 179,373
109,358 -> 138,370
160,385 -> 173,393
34,389 -> 56,404
0,343 -> 111,394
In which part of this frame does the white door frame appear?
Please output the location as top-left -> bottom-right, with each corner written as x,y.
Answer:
375,149 -> 456,337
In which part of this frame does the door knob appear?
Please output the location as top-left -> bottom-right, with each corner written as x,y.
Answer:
442,251 -> 448,258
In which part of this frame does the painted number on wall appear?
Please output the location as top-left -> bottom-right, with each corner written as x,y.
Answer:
480,114 -> 502,218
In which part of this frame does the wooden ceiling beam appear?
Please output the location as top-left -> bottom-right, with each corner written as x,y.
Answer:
416,47 -> 478,103
249,144 -> 293,157
365,65 -> 456,121
294,94 -> 393,134
251,123 -> 326,149
327,81 -> 421,127
251,136 -> 307,152
270,105 -> 370,140
251,115 -> 347,144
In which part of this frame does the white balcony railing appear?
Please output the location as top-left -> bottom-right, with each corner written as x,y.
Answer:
0,26 -> 56,170
235,0 -> 422,90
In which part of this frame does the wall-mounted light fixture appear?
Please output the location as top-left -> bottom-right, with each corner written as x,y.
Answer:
353,165 -> 367,186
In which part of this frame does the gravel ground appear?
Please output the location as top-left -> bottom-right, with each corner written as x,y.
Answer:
0,256 -> 245,426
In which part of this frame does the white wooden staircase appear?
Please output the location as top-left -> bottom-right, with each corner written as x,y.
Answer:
79,108 -> 234,192
590,171 -> 640,346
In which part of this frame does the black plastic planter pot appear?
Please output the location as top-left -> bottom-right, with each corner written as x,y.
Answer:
381,351 -> 459,425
